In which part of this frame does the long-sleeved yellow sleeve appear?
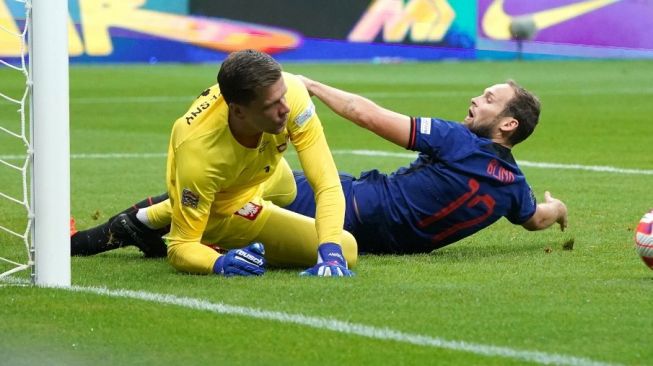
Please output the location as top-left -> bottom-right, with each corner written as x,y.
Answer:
295,124 -> 345,245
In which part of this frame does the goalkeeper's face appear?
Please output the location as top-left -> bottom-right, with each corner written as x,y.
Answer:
241,77 -> 291,135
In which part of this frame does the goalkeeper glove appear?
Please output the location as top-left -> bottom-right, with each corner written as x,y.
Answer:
300,242 -> 354,277
213,242 -> 266,277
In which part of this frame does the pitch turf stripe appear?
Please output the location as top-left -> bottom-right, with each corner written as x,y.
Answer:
1,278 -> 620,366
71,96 -> 195,104
0,150 -> 651,175
66,87 -> 653,104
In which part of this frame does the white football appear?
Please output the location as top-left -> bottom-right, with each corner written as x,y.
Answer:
635,209 -> 653,270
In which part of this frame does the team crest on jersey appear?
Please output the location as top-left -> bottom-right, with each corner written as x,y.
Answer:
277,134 -> 289,152
181,188 -> 199,208
235,202 -> 263,220
294,101 -> 315,127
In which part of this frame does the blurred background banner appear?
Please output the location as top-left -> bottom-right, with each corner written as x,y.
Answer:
189,0 -> 476,61
477,0 -> 653,59
1,0 -> 652,63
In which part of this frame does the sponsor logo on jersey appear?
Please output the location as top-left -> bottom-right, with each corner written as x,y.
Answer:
294,101 -> 315,127
419,117 -> 431,135
181,188 -> 199,208
235,202 -> 263,220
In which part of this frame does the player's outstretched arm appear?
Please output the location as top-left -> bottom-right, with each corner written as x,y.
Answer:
522,191 -> 568,231
298,75 -> 411,148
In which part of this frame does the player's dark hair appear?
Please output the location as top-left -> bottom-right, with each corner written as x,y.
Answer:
501,80 -> 541,146
217,49 -> 282,105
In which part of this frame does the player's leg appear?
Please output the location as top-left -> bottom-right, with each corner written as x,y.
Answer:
282,171 -> 359,233
261,157 -> 297,207
70,193 -> 168,256
196,197 -> 356,269
143,197 -> 173,229
280,171 -> 316,216
254,203 -> 358,268
262,163 -> 359,230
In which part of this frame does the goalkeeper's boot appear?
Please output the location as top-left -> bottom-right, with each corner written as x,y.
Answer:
108,212 -> 168,258
70,217 -> 78,236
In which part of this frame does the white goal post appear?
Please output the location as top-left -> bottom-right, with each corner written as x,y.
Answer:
30,0 -> 71,286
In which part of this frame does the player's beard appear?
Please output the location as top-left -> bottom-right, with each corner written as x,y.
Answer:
465,120 -> 494,139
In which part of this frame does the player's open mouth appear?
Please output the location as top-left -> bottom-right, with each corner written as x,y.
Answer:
468,108 -> 474,118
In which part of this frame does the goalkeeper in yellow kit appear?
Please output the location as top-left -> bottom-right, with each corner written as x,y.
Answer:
98,50 -> 357,277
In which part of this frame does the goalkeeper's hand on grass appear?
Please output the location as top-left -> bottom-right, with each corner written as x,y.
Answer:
213,242 -> 266,277
300,243 -> 354,277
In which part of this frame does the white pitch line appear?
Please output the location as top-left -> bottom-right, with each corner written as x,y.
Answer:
1,278 -> 620,366
516,161 -> 653,175
0,149 -> 651,175
331,150 -> 653,175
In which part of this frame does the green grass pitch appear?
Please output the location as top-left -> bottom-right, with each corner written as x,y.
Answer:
1,60 -> 652,365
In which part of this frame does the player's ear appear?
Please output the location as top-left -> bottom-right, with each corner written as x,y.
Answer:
499,117 -> 518,132
230,103 -> 246,119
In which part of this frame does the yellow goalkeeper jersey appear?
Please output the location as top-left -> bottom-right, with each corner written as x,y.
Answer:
166,72 -> 345,250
